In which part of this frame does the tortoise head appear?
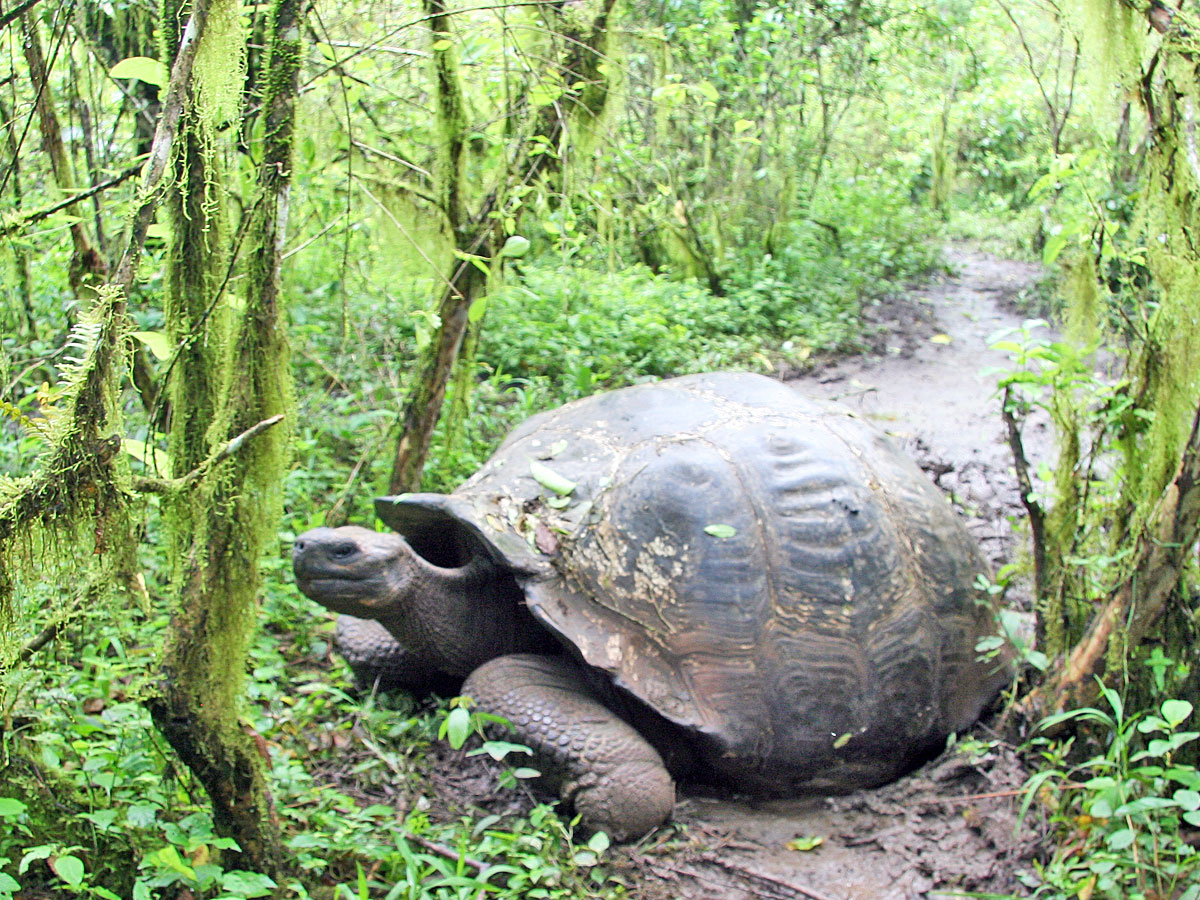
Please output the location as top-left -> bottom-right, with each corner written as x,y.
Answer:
292,525 -> 418,619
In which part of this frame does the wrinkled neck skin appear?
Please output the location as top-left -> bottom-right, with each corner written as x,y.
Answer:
376,550 -> 525,677
293,525 -> 548,678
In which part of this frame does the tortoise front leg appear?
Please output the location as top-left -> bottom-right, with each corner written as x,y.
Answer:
334,615 -> 459,695
462,653 -> 675,842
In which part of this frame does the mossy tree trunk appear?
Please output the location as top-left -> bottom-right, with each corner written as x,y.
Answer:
1,0 -> 210,709
388,0 -> 617,492
1023,0 -> 1200,717
146,0 -> 301,877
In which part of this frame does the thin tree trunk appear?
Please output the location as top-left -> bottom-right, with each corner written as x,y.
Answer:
1026,400 -> 1200,716
388,0 -> 617,491
21,10 -> 109,295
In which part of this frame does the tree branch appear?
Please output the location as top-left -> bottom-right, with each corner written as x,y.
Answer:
0,164 -> 142,238
111,0 -> 212,293
132,415 -> 286,494
1029,399 -> 1200,715
0,0 -> 42,31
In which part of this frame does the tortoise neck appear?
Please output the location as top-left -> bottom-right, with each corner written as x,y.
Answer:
379,550 -> 548,677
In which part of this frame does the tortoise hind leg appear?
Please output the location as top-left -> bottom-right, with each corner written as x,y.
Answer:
462,653 -> 674,842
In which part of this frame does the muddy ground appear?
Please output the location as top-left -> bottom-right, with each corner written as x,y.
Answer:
326,246 -> 1057,899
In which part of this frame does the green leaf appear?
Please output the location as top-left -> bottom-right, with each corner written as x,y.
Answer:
51,855 -> 85,888
219,870 -> 277,898
469,740 -> 532,761
1114,796 -> 1178,816
1042,233 -> 1069,265
787,835 -> 824,851
528,82 -> 564,107
126,803 -> 161,828
1174,789 -> 1200,810
1162,699 -> 1193,728
587,831 -> 610,854
131,331 -> 172,360
510,767 -> 541,779
0,874 -> 20,895
703,524 -> 737,539
694,80 -> 719,102
19,846 -> 53,875
530,461 -> 576,496
431,39 -> 453,51
0,798 -> 26,819
1105,828 -> 1135,851
144,845 -> 197,881
832,732 -> 852,749
498,235 -> 531,258
110,56 -> 168,87
445,706 -> 471,749
82,809 -> 118,832
468,298 -> 488,324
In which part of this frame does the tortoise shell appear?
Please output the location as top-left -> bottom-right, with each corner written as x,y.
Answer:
379,372 -> 1006,793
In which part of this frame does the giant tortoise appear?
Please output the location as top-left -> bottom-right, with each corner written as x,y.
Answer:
292,372 -> 1008,840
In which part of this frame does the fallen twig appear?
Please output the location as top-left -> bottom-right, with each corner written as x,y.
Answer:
704,855 -> 845,900
406,833 -> 487,873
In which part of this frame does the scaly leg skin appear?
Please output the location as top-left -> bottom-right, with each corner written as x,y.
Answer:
462,653 -> 675,842
335,615 -> 459,696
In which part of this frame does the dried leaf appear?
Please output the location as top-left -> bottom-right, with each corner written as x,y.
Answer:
535,521 -> 559,555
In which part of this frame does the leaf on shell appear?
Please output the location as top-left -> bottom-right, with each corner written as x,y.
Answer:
534,521 -> 559,555
704,524 -> 737,539
929,333 -> 953,344
530,460 -> 575,496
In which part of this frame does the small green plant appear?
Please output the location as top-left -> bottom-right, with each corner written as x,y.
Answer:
440,698 -> 542,787
1020,683 -> 1200,899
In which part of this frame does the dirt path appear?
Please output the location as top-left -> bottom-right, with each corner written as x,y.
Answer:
617,246 -> 1051,900
803,246 -> 1052,577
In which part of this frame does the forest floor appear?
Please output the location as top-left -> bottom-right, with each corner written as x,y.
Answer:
326,246 -> 1057,899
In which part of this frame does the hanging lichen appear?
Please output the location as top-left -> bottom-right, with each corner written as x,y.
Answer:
193,0 -> 246,131
146,0 -> 299,872
0,287 -> 135,701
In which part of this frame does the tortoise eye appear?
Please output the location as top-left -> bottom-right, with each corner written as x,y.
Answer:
329,543 -> 357,560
